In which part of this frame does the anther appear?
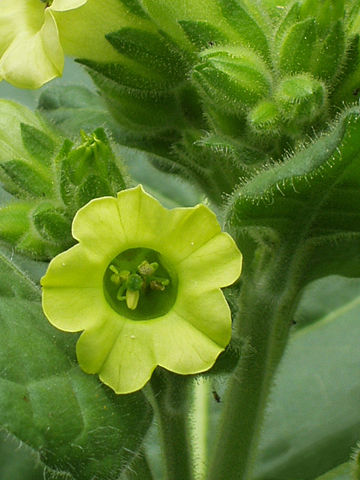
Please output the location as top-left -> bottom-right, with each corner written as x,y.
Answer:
137,260 -> 158,276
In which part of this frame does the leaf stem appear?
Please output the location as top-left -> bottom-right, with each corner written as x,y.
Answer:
149,372 -> 195,480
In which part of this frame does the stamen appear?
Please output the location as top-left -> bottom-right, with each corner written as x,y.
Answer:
137,260 -> 158,276
126,290 -> 140,310
105,251 -> 172,313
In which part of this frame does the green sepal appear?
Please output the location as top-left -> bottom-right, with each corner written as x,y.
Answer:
331,34 -> 360,106
247,100 -> 281,134
178,20 -> 228,50
76,175 -> 113,207
279,18 -> 317,74
59,128 -> 127,212
273,3 -> 301,56
13,228 -> 61,260
32,203 -> 72,244
20,123 -> 55,166
275,74 -> 327,125
117,0 -> 149,18
193,47 -> 272,114
79,59 -> 173,95
0,160 -> 52,199
216,0 -> 270,61
0,100 -> 128,260
105,28 -> 192,85
0,199 -> 69,260
310,21 -> 345,82
300,0 -> 344,30
84,66 -> 183,134
226,106 -> 360,286
0,202 -> 31,243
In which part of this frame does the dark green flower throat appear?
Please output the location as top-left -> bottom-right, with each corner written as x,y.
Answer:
103,248 -> 178,320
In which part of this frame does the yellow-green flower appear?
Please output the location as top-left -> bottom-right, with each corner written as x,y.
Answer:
41,186 -> 242,394
0,0 -> 87,88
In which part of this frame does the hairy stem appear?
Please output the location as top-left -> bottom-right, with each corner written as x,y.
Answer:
190,378 -> 210,480
207,248 -> 301,480
149,372 -> 194,480
122,449 -> 154,480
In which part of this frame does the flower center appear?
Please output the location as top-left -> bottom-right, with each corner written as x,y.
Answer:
103,248 -> 178,320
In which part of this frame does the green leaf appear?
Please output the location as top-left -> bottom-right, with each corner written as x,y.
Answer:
315,463 -> 352,480
253,275 -> 360,479
0,245 -> 152,480
227,107 -> 360,286
0,432 -> 44,480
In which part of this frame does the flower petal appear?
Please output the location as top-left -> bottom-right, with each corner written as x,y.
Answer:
114,185 -> 173,249
162,204 -> 222,264
72,196 -> 128,258
41,244 -> 108,331
42,286 -> 106,332
41,244 -> 104,288
0,11 -> 63,89
110,186 -> 225,265
51,0 -> 87,12
177,232 -> 242,292
173,289 -> 232,347
152,313 -> 225,374
77,320 -> 157,394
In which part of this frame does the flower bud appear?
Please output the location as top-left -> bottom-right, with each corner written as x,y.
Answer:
0,100 -> 127,260
275,74 -> 327,125
192,47 -> 272,116
247,100 -> 281,135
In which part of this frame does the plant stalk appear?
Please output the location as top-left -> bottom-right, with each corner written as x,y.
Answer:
150,372 -> 194,480
207,249 -> 301,480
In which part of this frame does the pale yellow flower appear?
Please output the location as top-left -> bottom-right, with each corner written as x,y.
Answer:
0,0 -> 87,88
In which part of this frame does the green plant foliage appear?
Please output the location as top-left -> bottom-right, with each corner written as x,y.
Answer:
0,432 -> 44,480
2,1 -> 360,479
0,101 -> 127,259
0,243 -> 152,479
226,107 -> 360,286
38,84 -> 124,139
253,275 -> 360,479
76,0 -> 360,204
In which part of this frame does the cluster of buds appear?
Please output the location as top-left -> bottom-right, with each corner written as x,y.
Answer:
0,101 -> 126,259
